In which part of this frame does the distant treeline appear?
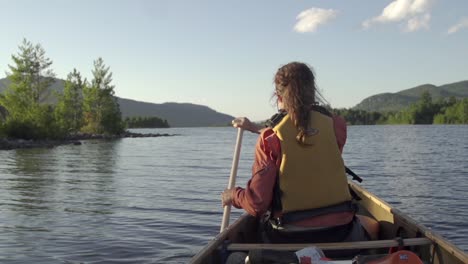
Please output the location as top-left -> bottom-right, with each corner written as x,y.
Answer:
0,39 -> 168,140
124,116 -> 170,128
334,92 -> 468,125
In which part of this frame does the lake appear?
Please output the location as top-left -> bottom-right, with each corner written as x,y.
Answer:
0,125 -> 466,263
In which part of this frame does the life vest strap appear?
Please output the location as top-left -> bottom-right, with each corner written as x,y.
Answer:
279,201 -> 357,225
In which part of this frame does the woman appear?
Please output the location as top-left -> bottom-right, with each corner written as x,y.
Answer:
221,62 -> 377,246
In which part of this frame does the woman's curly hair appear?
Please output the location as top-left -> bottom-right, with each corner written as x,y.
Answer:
274,62 -> 318,143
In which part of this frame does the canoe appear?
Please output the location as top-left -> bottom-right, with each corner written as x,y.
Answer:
191,181 -> 468,264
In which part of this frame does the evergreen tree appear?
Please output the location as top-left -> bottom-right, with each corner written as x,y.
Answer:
82,58 -> 124,134
55,69 -> 85,133
413,91 -> 435,124
434,98 -> 468,124
124,116 -> 170,128
459,99 -> 468,124
0,39 -> 57,139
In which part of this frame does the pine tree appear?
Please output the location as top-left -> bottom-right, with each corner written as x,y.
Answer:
0,39 -> 57,139
82,58 -> 123,134
55,69 -> 85,133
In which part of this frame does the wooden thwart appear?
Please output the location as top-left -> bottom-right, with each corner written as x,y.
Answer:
228,237 -> 432,251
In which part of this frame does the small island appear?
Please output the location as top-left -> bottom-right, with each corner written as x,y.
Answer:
1,39 -> 467,152
0,39 -> 176,151
0,131 -> 178,150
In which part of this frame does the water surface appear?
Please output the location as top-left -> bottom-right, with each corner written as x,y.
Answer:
0,125 -> 466,263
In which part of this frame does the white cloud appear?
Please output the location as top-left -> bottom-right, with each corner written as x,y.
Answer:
447,17 -> 468,34
405,13 -> 431,32
362,0 -> 433,32
294,8 -> 339,33
409,0 -> 432,13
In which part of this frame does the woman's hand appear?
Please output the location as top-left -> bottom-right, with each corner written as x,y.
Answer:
231,117 -> 261,133
221,188 -> 234,207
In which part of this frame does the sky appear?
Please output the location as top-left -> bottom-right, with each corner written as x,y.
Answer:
0,0 -> 467,121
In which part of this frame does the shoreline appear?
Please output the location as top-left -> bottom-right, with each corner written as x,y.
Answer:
0,131 -> 178,151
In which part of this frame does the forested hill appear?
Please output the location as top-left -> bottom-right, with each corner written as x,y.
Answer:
0,77 -> 234,127
117,98 -> 234,127
353,80 -> 468,112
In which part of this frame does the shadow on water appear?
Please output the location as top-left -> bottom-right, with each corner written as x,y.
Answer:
4,140 -> 121,215
0,140 -> 127,263
6,148 -> 58,215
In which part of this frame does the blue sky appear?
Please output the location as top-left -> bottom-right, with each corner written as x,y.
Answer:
0,0 -> 467,121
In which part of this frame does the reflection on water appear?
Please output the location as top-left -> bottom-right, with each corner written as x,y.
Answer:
344,125 -> 468,251
5,149 -> 57,217
0,140 -> 123,263
0,126 -> 466,263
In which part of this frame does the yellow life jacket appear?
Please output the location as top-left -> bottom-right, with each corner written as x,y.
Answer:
272,110 -> 351,214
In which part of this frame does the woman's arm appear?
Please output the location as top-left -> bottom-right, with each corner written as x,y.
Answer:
332,115 -> 347,153
221,129 -> 280,217
231,117 -> 265,134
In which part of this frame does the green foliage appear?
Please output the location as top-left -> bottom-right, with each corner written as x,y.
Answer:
124,116 -> 170,128
2,119 -> 41,139
335,93 -> 468,125
333,108 -> 386,125
0,41 -> 126,140
54,69 -> 85,133
412,91 -> 437,124
354,81 -> 468,112
82,58 -> 124,135
0,39 -> 62,139
434,98 -> 468,124
1,105 -> 62,140
386,91 -> 443,124
0,39 -> 54,117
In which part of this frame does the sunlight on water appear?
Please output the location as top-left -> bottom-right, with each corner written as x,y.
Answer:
0,125 -> 466,263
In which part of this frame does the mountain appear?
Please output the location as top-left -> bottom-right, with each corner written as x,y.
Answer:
117,98 -> 233,127
0,77 -> 65,104
353,81 -> 468,112
0,77 -> 234,127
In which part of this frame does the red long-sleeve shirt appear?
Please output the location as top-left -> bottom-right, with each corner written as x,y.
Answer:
231,115 -> 353,227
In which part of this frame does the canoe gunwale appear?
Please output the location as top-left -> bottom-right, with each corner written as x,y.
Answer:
190,182 -> 468,264
349,182 -> 468,264
190,214 -> 251,264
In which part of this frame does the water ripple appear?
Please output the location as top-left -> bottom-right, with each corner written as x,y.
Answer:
0,126 -> 466,263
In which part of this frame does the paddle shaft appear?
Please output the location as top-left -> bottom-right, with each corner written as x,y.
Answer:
220,128 -> 244,232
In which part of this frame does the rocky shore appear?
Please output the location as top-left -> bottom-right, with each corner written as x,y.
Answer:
0,131 -> 178,150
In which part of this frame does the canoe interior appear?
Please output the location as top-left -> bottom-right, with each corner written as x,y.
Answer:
191,182 -> 468,264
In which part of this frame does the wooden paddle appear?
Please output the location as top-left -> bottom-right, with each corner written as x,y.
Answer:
220,128 -> 244,232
